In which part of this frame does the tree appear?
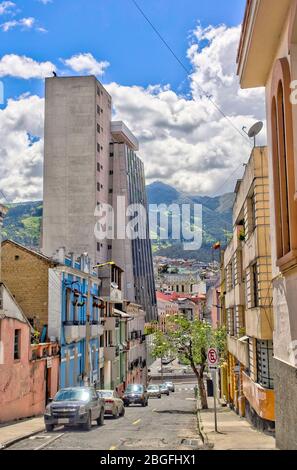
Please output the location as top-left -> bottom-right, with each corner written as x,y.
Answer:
152,316 -> 227,409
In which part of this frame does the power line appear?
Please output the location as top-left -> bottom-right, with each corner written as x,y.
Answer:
131,0 -> 251,144
0,188 -> 9,204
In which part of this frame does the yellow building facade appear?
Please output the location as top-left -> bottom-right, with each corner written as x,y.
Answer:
223,147 -> 275,432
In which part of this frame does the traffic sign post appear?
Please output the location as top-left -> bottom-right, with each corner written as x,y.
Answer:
208,348 -> 219,433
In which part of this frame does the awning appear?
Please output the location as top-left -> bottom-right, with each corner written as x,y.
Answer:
113,308 -> 133,319
238,336 -> 249,343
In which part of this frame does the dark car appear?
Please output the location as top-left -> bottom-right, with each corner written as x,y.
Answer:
123,384 -> 148,407
44,387 -> 105,432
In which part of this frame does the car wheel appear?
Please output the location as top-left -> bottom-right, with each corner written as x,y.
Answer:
96,409 -> 104,426
142,400 -> 146,407
125,403 -> 129,407
120,406 -> 125,417
45,424 -> 54,432
83,412 -> 92,431
158,395 -> 161,399
113,408 -> 119,419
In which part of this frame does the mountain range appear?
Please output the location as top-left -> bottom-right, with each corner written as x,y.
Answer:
1,182 -> 234,261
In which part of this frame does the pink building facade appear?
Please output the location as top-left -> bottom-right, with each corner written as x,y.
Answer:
0,283 -> 59,423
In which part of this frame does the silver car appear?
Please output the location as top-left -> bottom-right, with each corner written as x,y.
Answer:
147,384 -> 162,399
97,390 -> 125,418
159,383 -> 170,396
164,381 -> 175,392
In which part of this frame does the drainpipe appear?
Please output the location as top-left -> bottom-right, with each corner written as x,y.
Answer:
84,275 -> 91,386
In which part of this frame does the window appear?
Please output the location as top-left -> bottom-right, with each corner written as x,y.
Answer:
97,242 -> 100,252
109,170 -> 114,175
109,188 -> 113,194
97,162 -> 100,172
97,143 -> 100,152
257,340 -> 274,389
97,123 -> 100,133
110,152 -> 114,157
97,105 -> 100,114
270,58 -> 297,269
66,288 -> 71,322
251,263 -> 259,308
15,255 -> 20,261
97,182 -> 100,192
108,245 -> 112,250
14,329 -> 21,360
248,193 -> 256,235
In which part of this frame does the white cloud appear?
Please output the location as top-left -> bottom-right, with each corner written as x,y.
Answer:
0,54 -> 56,79
0,1 -> 15,15
0,24 -> 266,201
62,53 -> 110,76
0,95 -> 44,201
106,23 -> 266,195
1,16 -> 35,31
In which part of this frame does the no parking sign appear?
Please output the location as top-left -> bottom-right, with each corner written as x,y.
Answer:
207,348 -> 219,369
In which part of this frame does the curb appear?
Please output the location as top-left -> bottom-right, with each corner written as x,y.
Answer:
0,426 -> 45,450
196,400 -> 214,450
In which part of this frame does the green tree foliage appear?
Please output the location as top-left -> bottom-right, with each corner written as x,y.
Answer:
152,316 -> 227,409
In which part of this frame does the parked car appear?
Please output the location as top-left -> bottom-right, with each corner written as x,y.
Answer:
97,390 -> 125,418
159,383 -> 170,396
147,384 -> 162,399
123,384 -> 148,407
164,381 -> 175,392
44,387 -> 105,432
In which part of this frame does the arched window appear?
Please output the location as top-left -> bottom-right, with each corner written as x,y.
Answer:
270,58 -> 297,270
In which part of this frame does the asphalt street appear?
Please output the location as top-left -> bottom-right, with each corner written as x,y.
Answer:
8,383 -> 198,451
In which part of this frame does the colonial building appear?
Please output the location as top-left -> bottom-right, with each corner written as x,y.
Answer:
237,0 -> 297,449
1,241 -> 105,389
223,147 -> 275,432
0,209 -> 59,423
156,291 -> 179,332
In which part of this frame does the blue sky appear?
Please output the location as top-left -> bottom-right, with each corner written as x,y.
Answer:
1,0 -> 266,202
1,0 -> 246,103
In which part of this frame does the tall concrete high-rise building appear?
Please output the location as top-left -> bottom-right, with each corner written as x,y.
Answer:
42,76 -> 157,321
42,76 -> 112,265
110,122 -> 157,322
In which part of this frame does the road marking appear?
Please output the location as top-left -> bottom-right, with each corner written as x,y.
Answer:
34,433 -> 64,451
132,419 -> 141,425
109,445 -> 118,450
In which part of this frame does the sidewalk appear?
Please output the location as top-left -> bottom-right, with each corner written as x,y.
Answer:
197,398 -> 276,450
0,417 -> 45,449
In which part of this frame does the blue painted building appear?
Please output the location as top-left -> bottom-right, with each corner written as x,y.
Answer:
48,251 -> 105,389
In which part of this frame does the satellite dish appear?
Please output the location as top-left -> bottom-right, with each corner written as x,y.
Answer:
247,121 -> 263,147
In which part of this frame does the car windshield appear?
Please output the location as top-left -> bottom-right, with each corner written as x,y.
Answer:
126,384 -> 143,393
148,385 -> 159,390
54,389 -> 91,402
160,384 -> 167,388
97,391 -> 113,398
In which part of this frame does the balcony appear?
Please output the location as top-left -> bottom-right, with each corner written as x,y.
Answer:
104,316 -> 120,331
242,372 -> 275,422
104,345 -> 120,361
64,325 -> 80,344
99,348 -> 104,366
90,323 -> 104,338
225,283 -> 245,309
245,307 -> 273,340
227,335 -> 249,367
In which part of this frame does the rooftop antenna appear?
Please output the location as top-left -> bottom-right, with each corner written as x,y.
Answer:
242,121 -> 263,147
